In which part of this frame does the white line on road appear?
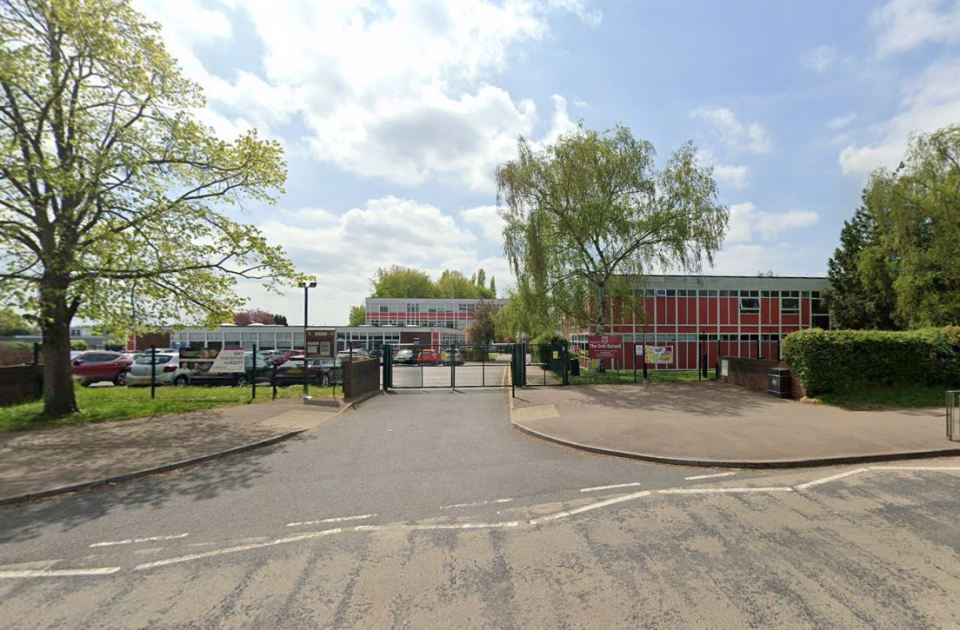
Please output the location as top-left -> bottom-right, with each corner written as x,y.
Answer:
407,522 -> 521,531
531,491 -> 652,525
440,499 -> 513,510
89,533 -> 189,548
684,472 -> 737,481
869,466 -> 960,471
135,528 -> 345,571
579,482 -> 644,493
659,487 -> 794,495
0,567 -> 122,579
286,514 -> 375,527
794,468 -> 871,490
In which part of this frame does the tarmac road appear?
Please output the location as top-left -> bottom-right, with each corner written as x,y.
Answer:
1,389 -> 959,628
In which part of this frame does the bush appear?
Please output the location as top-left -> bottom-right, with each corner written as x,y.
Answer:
783,327 -> 960,396
0,341 -> 34,366
70,339 -> 88,351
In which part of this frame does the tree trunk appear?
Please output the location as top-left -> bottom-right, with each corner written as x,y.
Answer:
595,283 -> 607,334
39,281 -> 78,417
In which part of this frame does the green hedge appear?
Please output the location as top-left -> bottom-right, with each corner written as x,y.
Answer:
783,327 -> 960,395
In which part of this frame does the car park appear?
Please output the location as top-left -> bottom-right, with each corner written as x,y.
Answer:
272,355 -> 342,387
71,351 -> 132,386
189,351 -> 272,386
125,352 -> 191,387
416,349 -> 441,365
440,348 -> 465,365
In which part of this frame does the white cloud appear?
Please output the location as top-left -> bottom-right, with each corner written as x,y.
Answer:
255,196 -> 512,323
872,0 -> 960,57
696,149 -> 749,191
136,0 -> 595,192
710,243 -> 820,277
690,107 -> 771,154
801,45 -> 839,73
460,205 -> 505,246
827,113 -> 857,130
725,202 -> 819,243
839,58 -> 960,175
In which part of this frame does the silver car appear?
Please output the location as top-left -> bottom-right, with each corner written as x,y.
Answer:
125,352 -> 191,387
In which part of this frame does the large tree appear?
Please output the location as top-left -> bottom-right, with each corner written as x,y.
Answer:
371,265 -> 436,298
824,204 -> 897,329
436,270 -> 480,298
497,124 -> 727,333
862,125 -> 960,328
348,304 -> 365,326
233,308 -> 282,327
0,0 -> 300,415
0,306 -> 31,335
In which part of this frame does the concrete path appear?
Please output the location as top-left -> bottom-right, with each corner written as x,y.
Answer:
0,399 -> 343,503
511,382 -> 960,466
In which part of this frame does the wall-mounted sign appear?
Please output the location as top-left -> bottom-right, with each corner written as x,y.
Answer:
306,330 -> 335,358
587,335 -> 622,359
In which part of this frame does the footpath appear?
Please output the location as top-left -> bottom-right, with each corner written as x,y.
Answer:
0,398 -> 356,505
511,382 -> 960,467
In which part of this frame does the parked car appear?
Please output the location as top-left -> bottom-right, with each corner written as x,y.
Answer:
125,352 -> 191,387
416,349 -> 441,365
394,348 -> 416,364
337,348 -> 370,363
71,351 -> 132,387
269,349 -> 304,365
440,348 -> 465,365
272,356 -> 342,387
189,351 -> 272,386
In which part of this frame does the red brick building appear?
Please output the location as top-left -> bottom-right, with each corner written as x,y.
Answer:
570,275 -> 830,371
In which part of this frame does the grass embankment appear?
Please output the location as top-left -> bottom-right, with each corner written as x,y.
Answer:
0,384 -> 335,432
570,369 -> 716,385
815,384 -> 947,410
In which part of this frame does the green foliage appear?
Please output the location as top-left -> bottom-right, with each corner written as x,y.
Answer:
531,333 -> 568,347
783,327 -> 960,396
348,305 -> 366,326
273,313 -> 288,326
0,341 -> 33,366
824,205 -> 897,329
497,124 -> 727,333
0,0 -> 302,415
494,281 -> 554,340
70,339 -> 88,351
371,266 -> 437,298
465,301 -> 496,349
436,270 -> 481,298
0,307 -> 31,335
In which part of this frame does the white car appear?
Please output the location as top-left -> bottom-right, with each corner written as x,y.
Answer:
125,352 -> 191,387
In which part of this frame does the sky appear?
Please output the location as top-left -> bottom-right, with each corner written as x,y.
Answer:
133,0 -> 960,325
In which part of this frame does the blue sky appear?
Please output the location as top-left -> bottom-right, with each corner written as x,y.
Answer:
135,0 -> 960,325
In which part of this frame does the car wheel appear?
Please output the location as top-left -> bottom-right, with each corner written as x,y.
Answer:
173,376 -> 188,387
318,373 -> 330,387
114,372 -> 126,386
236,375 -> 247,387
80,379 -> 92,388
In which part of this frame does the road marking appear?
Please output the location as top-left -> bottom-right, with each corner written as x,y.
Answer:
659,487 -> 794,495
286,514 -> 375,527
684,472 -> 737,481
440,498 -> 513,510
0,567 -> 122,579
405,522 -> 520,531
795,468 -> 871,490
869,466 -> 960,471
579,482 -> 644,493
135,528 -> 345,571
89,533 -> 189,548
531,491 -> 652,524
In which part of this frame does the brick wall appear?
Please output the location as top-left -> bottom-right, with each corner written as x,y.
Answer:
0,365 -> 41,406
342,358 -> 379,400
719,356 -> 807,399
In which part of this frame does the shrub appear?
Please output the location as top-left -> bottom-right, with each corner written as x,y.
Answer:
70,339 -> 88,351
783,327 -> 960,396
0,341 -> 34,366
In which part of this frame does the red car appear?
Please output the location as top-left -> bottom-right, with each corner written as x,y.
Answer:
71,351 -> 133,386
416,349 -> 441,365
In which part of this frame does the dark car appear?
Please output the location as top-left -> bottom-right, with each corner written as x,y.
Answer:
189,351 -> 273,387
71,351 -> 133,386
272,356 -> 342,387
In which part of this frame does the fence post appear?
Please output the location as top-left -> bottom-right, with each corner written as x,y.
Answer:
562,344 -> 569,386
150,344 -> 156,400
701,354 -> 708,379
252,343 -> 257,399
272,363 -> 278,399
450,344 -> 456,389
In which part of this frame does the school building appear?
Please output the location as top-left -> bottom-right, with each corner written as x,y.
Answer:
569,275 -> 830,371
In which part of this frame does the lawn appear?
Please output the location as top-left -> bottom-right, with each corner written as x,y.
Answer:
0,383 -> 335,432
816,384 -> 948,409
570,368 -> 716,385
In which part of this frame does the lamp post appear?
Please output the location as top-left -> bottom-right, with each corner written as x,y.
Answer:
302,280 -> 317,398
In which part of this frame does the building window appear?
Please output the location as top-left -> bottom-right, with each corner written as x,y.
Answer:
812,292 -> 830,329
739,290 -> 759,313
781,291 -> 800,314
379,305 -> 388,314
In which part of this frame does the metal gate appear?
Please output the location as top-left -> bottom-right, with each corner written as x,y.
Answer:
382,344 -> 516,390
517,342 -> 569,387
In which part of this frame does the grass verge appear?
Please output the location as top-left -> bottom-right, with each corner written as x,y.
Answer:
570,369 -> 716,385
816,384 -> 947,409
0,384 -> 336,432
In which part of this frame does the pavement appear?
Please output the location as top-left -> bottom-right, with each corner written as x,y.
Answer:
511,381 -> 960,466
1,389 -> 960,627
0,397 -> 347,504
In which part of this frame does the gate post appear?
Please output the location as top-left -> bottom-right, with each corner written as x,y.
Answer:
450,344 -> 456,389
382,344 -> 391,390
561,343 -> 569,386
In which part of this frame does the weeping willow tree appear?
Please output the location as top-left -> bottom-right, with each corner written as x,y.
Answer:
496,124 -> 728,334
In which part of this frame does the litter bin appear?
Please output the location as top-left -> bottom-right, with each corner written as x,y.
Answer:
569,358 -> 580,377
768,367 -> 791,398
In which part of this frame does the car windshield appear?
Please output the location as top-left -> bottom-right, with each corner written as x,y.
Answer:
134,355 -> 173,365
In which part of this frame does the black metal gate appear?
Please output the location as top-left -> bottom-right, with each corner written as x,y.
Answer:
382,344 -> 516,390
516,342 -> 569,387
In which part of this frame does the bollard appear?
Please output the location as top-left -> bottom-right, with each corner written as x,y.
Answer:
272,363 -> 278,400
251,343 -> 257,399
150,345 -> 156,400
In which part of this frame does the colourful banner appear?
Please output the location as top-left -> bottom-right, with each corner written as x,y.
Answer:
644,345 -> 674,364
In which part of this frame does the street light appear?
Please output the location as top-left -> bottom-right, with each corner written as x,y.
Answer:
302,280 -> 317,398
